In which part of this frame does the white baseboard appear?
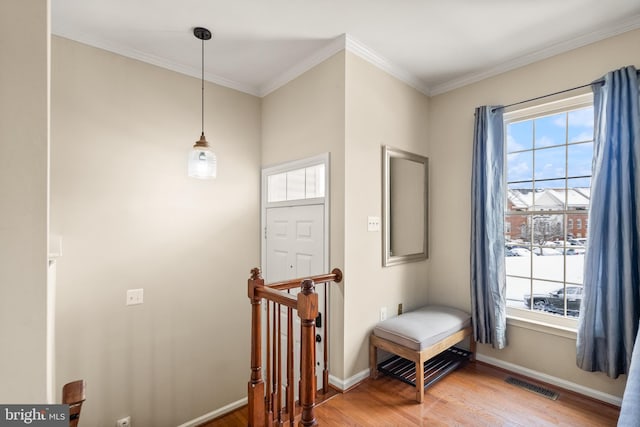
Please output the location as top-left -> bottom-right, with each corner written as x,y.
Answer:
333,356 -> 623,406
476,354 -> 622,407
329,368 -> 370,392
176,397 -> 248,427
178,356 -> 621,426
178,370 -> 369,426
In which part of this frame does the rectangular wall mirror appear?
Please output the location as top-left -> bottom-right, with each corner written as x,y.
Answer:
382,145 -> 429,267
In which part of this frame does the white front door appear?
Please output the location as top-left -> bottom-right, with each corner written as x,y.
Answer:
266,204 -> 324,280
265,204 -> 325,392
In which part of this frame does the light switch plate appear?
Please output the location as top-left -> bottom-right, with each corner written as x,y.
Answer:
126,289 -> 144,306
367,216 -> 381,232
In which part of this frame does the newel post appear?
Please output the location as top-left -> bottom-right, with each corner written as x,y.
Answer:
297,279 -> 318,427
248,268 -> 265,427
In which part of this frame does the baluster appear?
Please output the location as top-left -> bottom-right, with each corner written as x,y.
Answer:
248,268 -> 265,427
275,303 -> 283,425
322,281 -> 329,394
266,300 -> 273,424
271,302 -> 278,424
286,306 -> 294,426
249,268 -> 342,427
272,303 -> 277,423
298,279 -> 318,427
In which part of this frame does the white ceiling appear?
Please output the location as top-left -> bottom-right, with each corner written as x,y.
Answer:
52,0 -> 640,97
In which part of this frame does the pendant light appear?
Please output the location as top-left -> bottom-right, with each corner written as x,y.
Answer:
188,27 -> 217,179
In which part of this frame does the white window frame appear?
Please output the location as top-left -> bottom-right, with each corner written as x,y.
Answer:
503,93 -> 593,334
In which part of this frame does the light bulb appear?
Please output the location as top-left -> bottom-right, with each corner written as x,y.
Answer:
188,147 -> 217,179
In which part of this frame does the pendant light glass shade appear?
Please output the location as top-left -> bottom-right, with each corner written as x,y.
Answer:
188,133 -> 217,179
188,27 -> 216,180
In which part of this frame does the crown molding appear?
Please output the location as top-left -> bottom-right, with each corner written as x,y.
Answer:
258,35 -> 348,97
430,14 -> 640,96
259,33 -> 431,97
51,30 -> 261,96
344,34 -> 430,96
54,12 -> 640,100
55,28 -> 429,99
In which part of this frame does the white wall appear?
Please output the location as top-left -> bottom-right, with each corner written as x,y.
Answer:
51,37 -> 261,426
428,28 -> 640,399
0,0 -> 50,403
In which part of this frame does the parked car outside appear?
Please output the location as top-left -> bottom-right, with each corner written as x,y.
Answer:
562,247 -> 586,255
532,247 -> 563,256
546,286 -> 583,316
523,292 -> 550,310
568,238 -> 587,246
523,285 -> 583,316
510,247 -> 532,256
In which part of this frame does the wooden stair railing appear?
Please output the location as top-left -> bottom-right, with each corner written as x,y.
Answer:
248,267 -> 343,427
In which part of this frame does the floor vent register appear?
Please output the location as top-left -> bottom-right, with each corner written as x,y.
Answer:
505,376 -> 560,400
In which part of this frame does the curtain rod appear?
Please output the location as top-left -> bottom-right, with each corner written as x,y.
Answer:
491,69 -> 640,113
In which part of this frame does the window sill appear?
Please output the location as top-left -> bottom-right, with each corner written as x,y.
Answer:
506,307 -> 578,340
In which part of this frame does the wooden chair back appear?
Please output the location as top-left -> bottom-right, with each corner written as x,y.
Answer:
62,380 -> 86,427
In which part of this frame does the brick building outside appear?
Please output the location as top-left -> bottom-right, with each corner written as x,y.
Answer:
505,187 -> 589,244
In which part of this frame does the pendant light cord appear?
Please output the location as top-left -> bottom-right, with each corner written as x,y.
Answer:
201,36 -> 205,135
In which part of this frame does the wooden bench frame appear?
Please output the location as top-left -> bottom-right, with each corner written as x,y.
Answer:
369,326 -> 475,403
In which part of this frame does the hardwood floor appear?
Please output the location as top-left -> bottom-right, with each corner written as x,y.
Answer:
202,361 -> 620,426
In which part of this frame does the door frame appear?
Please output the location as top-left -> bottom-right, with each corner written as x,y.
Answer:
261,152 -> 330,279
261,153 -> 331,391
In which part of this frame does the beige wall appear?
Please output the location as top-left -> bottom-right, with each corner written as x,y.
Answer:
261,51 -> 347,377
343,53 -> 430,378
0,0 -> 49,403
261,51 -> 431,381
51,37 -> 261,426
428,28 -> 640,398
5,6 -> 635,420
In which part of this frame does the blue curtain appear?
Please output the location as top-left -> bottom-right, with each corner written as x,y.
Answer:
576,66 -> 640,378
471,106 -> 507,349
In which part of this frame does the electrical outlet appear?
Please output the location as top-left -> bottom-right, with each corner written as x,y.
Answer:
380,306 -> 387,321
116,416 -> 131,427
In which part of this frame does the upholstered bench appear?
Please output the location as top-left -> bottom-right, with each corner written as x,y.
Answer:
369,305 -> 475,403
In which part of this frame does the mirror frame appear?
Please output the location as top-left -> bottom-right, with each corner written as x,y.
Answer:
382,145 -> 429,267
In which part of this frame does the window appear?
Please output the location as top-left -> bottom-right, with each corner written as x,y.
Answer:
267,164 -> 325,203
504,94 -> 593,320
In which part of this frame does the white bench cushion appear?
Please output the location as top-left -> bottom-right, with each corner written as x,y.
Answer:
373,305 -> 471,351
